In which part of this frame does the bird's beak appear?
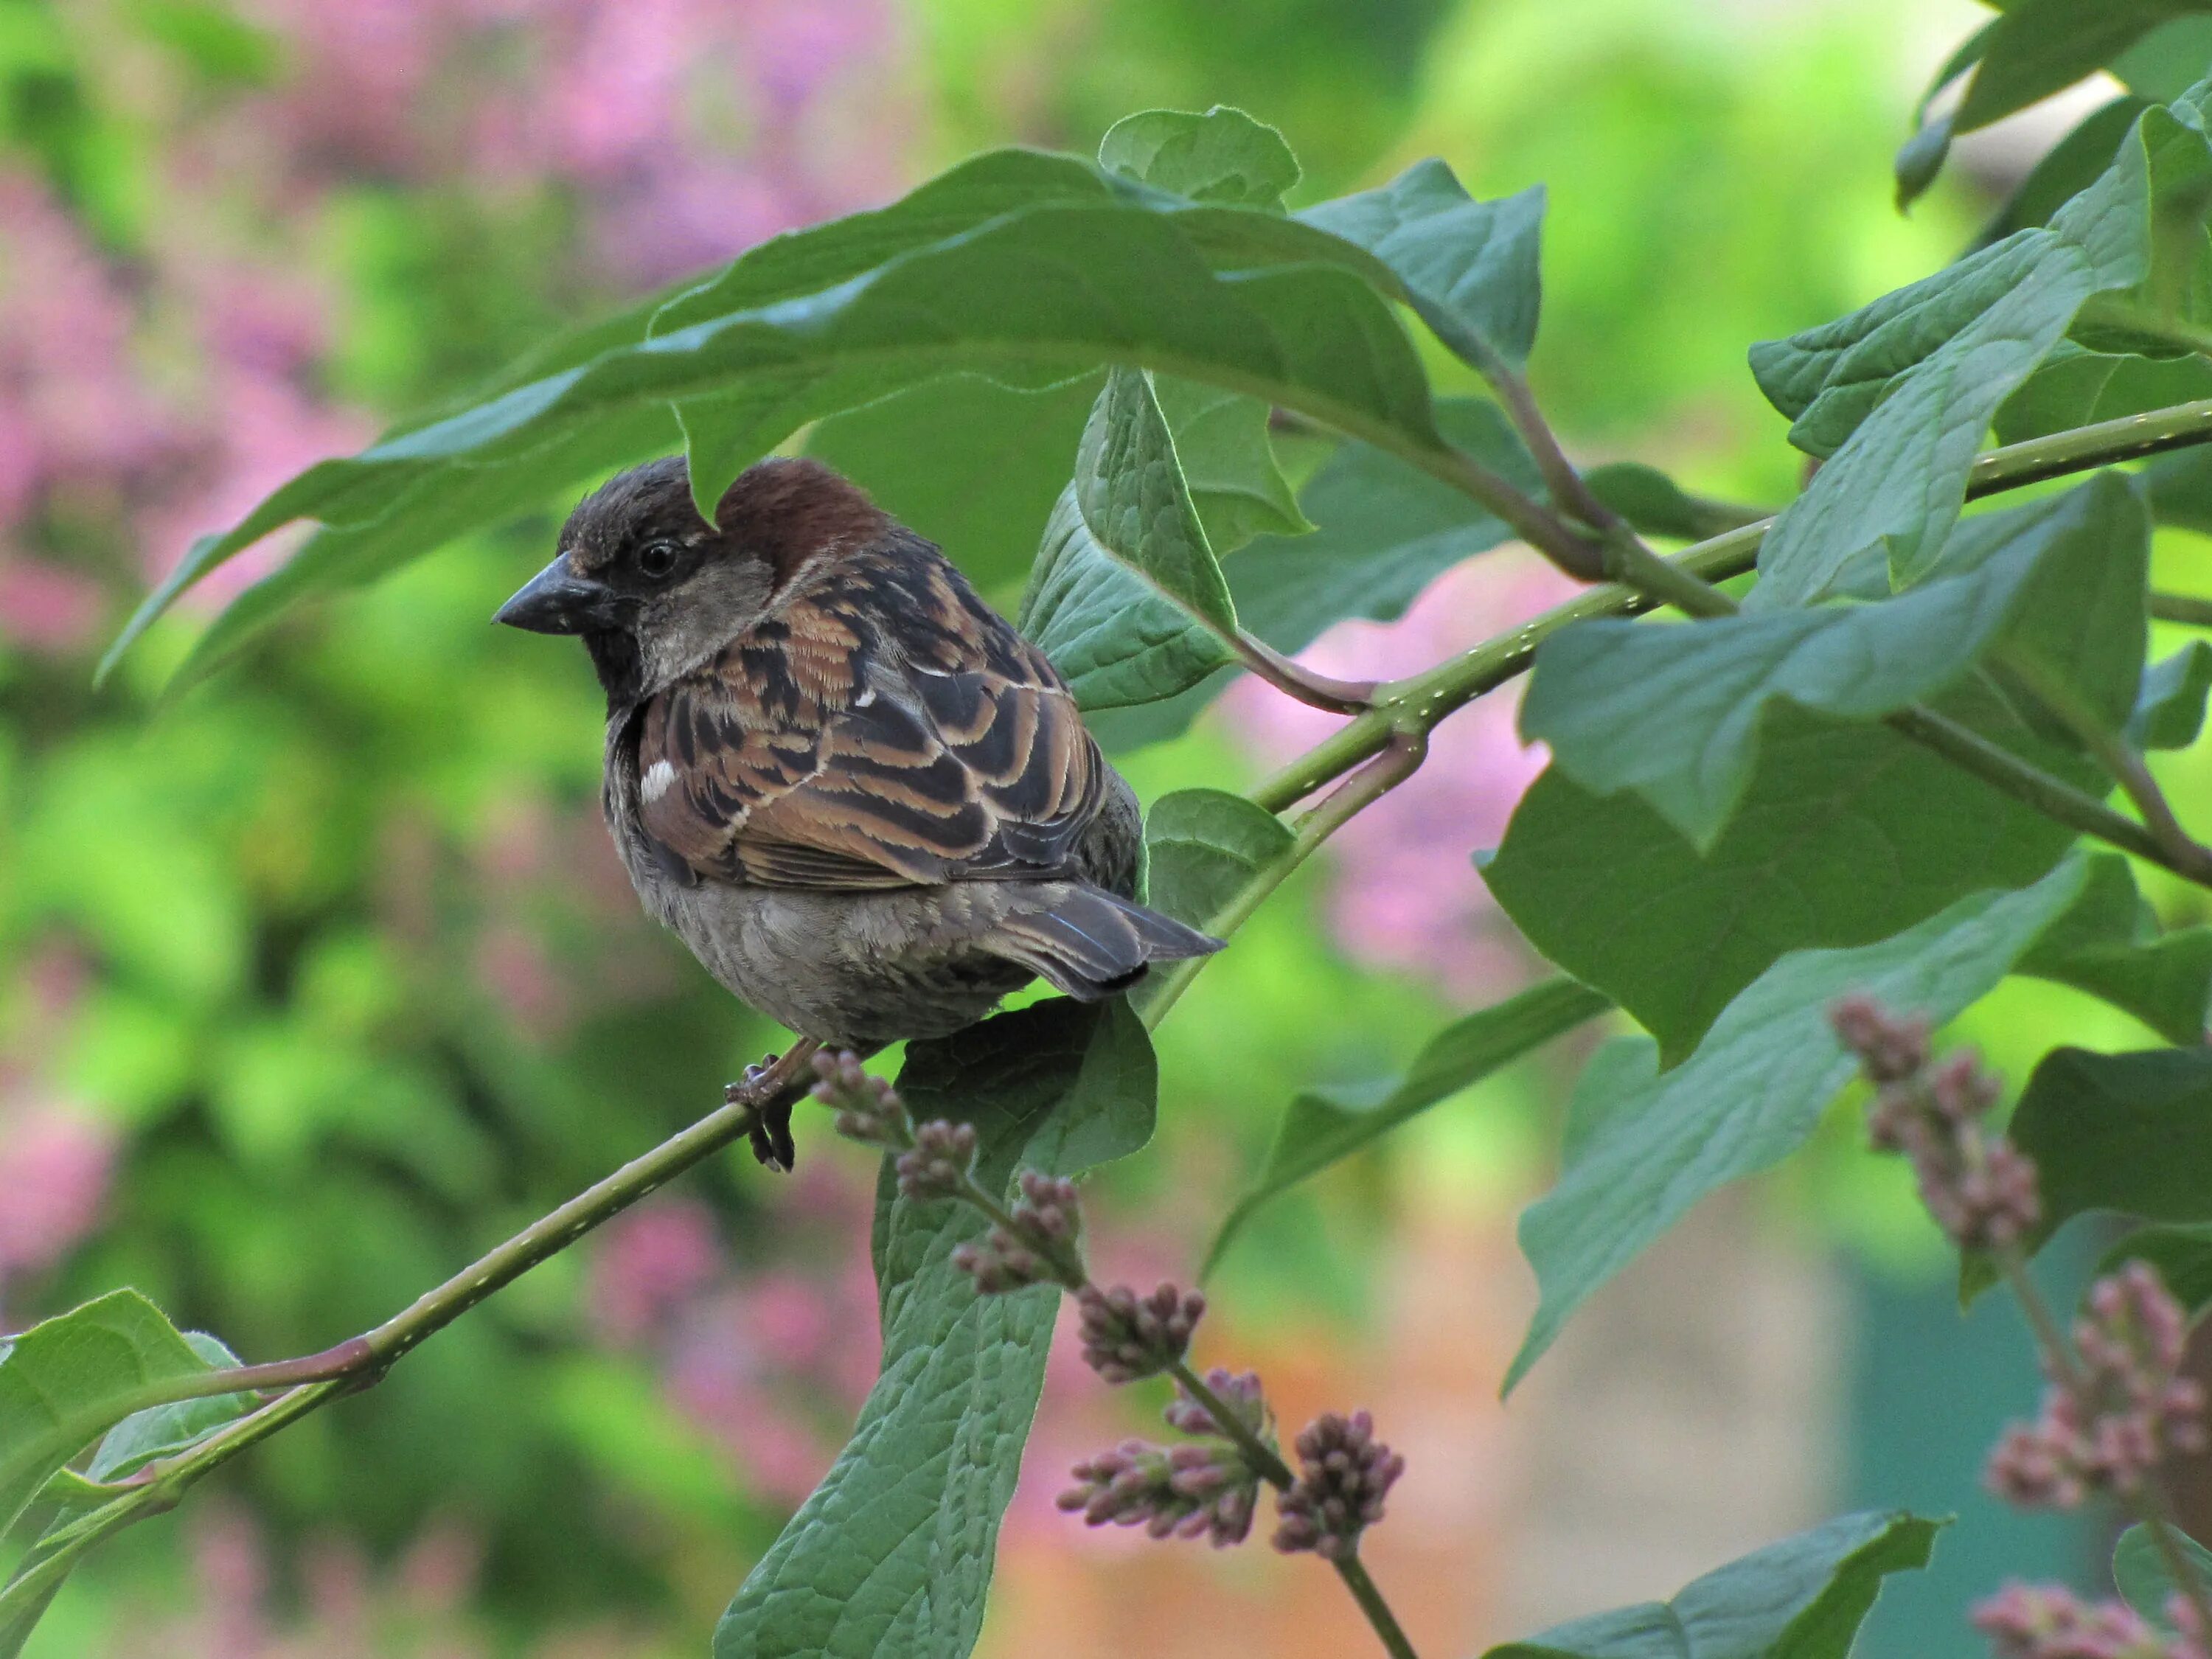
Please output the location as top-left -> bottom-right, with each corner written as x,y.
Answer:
495,553 -> 620,635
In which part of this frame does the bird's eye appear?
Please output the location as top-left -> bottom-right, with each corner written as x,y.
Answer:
636,540 -> 681,580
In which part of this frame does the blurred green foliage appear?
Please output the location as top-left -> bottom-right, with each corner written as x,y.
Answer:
3,0 -> 2125,1653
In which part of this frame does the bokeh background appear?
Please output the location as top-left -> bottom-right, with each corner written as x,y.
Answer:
0,0 -> 2185,1654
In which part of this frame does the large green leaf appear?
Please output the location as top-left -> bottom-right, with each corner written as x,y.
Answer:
0,1290 -> 237,1537
1301,160 -> 1545,371
1955,1 -> 2205,136
1086,396 -> 1543,749
716,998 -> 1154,1659
1503,856 -> 2125,1391
1137,788 -> 1293,933
1996,343 -> 2212,445
1753,110 -> 2183,602
1975,97 -> 2155,251
1148,376 -> 1310,554
1098,106 -> 1299,210
108,147 -> 1441,686
1523,476 -> 2147,849
2014,854 -> 2212,1044
1203,978 -> 1611,1276
1485,1510 -> 1940,1659
1484,704 -> 2081,1065
2005,1047 -> 2212,1264
804,373 -> 1102,595
2115,1523 -> 2212,1622
1018,370 -> 1239,709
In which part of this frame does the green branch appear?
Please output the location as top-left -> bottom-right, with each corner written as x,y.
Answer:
1255,395 -> 2212,816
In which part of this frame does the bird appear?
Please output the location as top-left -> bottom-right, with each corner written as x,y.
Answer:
494,453 -> 1222,1169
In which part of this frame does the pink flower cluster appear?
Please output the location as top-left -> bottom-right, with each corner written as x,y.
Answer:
1976,1582 -> 2206,1659
2,0 -> 911,653
1829,995 -> 2040,1250
239,0 -> 907,284
1987,1262 -> 2208,1506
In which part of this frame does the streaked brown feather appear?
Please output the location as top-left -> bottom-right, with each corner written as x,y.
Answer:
635,534 -> 1103,892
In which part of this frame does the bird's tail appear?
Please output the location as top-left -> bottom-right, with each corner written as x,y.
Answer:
990,883 -> 1223,1001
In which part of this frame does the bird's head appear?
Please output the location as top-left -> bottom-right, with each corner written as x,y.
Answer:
496,454 -> 891,705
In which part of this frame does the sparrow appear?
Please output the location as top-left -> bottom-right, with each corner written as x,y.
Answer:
495,455 -> 1222,1168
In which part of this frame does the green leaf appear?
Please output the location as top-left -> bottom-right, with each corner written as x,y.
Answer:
1503,855 -> 2115,1391
1018,369 -> 1239,709
2149,446 -> 2212,535
1994,341 -> 2212,445
1523,476 -> 2147,849
1893,19 -> 1996,212
1975,97 -> 2153,251
1582,462 -> 1762,543
109,147 -> 1440,686
0,1290 -> 232,1537
2099,1222 -> 2212,1316
804,372 -> 1102,595
664,193 -> 1433,518
1484,1509 -> 1940,1659
1098,106 -> 1300,210
2114,1523 -> 2212,1622
2014,855 -> 2212,1044
1954,0 -> 2199,136
2003,1047 -> 2212,1267
717,998 -> 1154,1659
1149,376 -> 1310,553
1203,978 -> 1611,1276
1753,110 -> 2181,602
1136,788 -> 1292,933
1301,160 -> 1545,371
1484,704 -> 2081,1065
2132,643 -> 2212,748
1086,397 -> 1542,751
78,1332 -> 251,1484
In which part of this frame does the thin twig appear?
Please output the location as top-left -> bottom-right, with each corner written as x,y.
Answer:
1140,731 -> 1428,1028
1879,706 -> 2212,887
1995,656 -> 2212,886
1234,630 -> 1378,714
131,1043 -> 823,1411
1254,394 -> 2212,813
2153,591 -> 2212,629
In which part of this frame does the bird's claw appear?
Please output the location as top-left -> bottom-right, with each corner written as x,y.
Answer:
725,1052 -> 799,1172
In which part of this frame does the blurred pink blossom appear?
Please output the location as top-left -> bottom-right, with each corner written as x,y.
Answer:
0,557 -> 106,655
0,172 -> 180,522
1225,552 -> 1578,1000
0,1096 -> 118,1301
589,1200 -> 723,1343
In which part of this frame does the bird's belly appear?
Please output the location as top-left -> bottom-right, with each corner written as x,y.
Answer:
647,875 -> 1033,1050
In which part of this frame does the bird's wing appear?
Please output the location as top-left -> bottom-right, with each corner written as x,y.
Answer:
634,545 -> 1104,891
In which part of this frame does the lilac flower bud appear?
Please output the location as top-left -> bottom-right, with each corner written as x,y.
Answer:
1056,1436 -> 1258,1548
949,1166 -> 1085,1294
1270,1409 -> 1407,1562
1164,1367 -> 1269,1439
1830,995 -> 2037,1250
1830,995 -> 1931,1085
894,1120 -> 976,1202
1972,1582 -> 2174,1659
810,1050 -> 908,1147
1077,1282 -> 1206,1384
1987,1262 -> 2206,1509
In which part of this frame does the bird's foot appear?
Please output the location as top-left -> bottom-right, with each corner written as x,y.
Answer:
723,1045 -> 816,1175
